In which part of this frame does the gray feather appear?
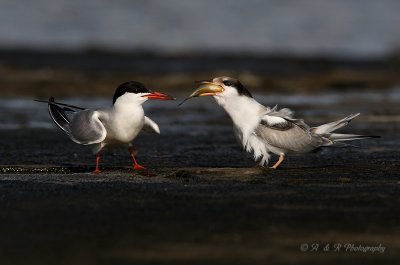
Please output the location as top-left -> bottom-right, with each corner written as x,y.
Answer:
312,113 -> 360,134
69,110 -> 106,145
256,120 -> 317,153
328,133 -> 380,142
48,98 -> 74,138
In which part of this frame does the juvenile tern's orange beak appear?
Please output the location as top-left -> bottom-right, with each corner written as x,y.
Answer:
143,92 -> 175,100
179,81 -> 224,106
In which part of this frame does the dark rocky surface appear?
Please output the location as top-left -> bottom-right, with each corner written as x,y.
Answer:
0,126 -> 399,265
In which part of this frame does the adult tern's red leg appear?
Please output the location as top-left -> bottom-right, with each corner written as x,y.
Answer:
129,147 -> 156,176
129,147 -> 146,170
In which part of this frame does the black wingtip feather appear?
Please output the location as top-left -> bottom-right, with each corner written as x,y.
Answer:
35,98 -> 86,110
48,98 -> 73,135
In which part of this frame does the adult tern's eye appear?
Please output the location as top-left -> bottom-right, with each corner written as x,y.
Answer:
223,80 -> 232,86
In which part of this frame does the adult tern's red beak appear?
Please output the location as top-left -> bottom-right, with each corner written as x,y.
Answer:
143,92 -> 175,100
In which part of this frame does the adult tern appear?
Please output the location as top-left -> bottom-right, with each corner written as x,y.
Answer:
37,81 -> 174,173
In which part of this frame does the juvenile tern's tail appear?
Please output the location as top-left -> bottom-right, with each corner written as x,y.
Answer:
312,113 -> 360,134
311,113 -> 380,145
328,133 -> 380,142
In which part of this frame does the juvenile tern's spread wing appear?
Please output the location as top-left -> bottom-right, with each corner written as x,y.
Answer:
260,115 -> 294,131
142,116 -> 160,134
70,110 -> 107,145
256,113 -> 316,153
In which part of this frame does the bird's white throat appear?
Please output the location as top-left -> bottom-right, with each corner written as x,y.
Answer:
213,95 -> 263,131
213,94 -> 271,166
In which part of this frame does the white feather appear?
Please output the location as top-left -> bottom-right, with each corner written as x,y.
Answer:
143,116 -> 160,134
312,113 -> 360,134
214,94 -> 275,166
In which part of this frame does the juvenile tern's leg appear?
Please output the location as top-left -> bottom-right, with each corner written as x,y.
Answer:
129,147 -> 146,170
93,153 -> 101,174
270,154 -> 285,169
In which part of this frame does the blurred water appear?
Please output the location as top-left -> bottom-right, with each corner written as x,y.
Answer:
1,0 -> 400,57
1,89 -> 399,130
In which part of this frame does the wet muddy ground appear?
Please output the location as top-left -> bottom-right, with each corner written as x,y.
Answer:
0,53 -> 399,264
1,125 -> 399,265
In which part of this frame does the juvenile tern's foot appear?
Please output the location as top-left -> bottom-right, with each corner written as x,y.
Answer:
270,154 -> 285,169
93,153 -> 101,174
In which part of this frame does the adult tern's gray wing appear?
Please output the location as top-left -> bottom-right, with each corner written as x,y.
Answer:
48,99 -> 75,138
255,114 -> 319,153
69,110 -> 107,145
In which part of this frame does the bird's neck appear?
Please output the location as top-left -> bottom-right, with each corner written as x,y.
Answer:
213,95 -> 263,130
112,102 -> 144,116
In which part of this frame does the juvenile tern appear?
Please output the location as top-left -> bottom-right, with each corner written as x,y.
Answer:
36,81 -> 174,173
180,76 -> 379,169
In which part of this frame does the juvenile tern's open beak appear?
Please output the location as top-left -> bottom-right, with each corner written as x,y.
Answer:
143,92 -> 175,100
179,81 -> 224,106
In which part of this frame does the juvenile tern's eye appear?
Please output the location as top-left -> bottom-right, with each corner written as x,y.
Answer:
223,80 -> 232,86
